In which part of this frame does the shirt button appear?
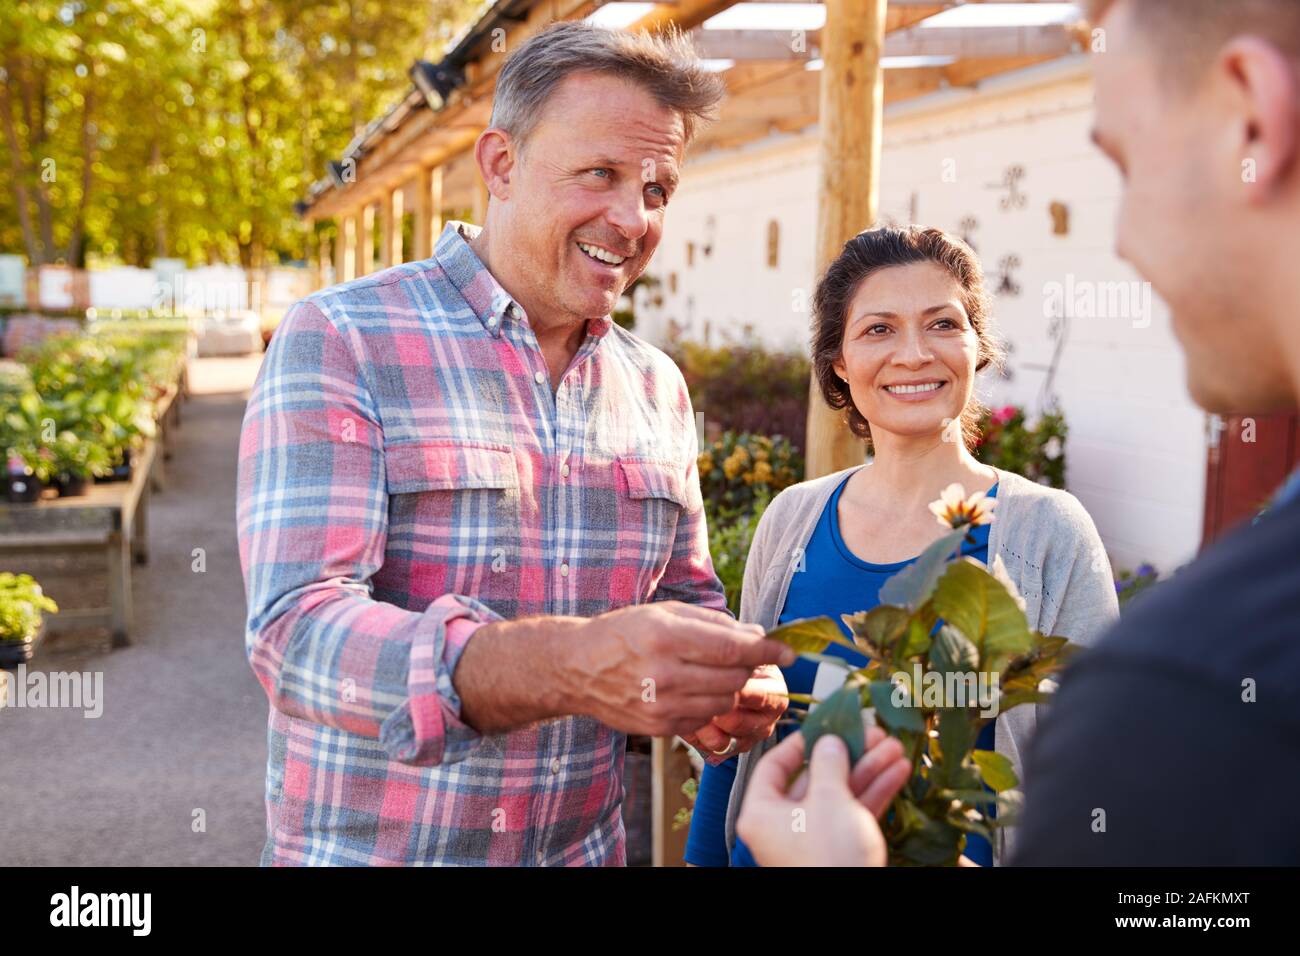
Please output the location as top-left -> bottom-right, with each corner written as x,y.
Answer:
561,463 -> 570,478
560,563 -> 569,577
550,757 -> 561,774
536,849 -> 545,863
487,316 -> 497,328
533,371 -> 545,385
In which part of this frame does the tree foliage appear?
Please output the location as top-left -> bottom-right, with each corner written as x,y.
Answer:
0,0 -> 477,267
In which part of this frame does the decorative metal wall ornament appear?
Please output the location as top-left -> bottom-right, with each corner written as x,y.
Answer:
993,254 -> 1022,297
958,215 -> 979,252
1019,301 -> 1072,414
988,164 -> 1027,210
1049,201 -> 1070,235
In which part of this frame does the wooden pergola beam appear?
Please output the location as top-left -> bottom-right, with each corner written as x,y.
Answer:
693,23 -> 1075,63
887,24 -> 1078,59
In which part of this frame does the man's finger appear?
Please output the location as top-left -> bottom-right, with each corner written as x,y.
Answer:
748,729 -> 806,797
848,735 -> 907,796
669,662 -> 752,696
677,629 -> 796,669
857,755 -> 913,819
659,601 -> 763,633
807,734 -> 853,800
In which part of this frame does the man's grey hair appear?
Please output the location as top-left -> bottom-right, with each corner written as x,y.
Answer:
490,20 -> 726,147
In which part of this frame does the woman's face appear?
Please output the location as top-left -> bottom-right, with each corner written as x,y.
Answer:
831,260 -> 981,446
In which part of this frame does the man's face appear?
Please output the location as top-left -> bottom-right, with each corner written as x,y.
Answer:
495,72 -> 683,325
1090,1 -> 1294,413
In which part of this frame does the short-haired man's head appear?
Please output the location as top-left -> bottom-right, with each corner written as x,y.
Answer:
812,226 -> 1003,451
1088,0 -> 1300,88
491,21 -> 725,149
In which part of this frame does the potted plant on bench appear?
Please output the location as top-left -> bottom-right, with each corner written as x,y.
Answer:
49,428 -> 111,497
0,573 -> 58,669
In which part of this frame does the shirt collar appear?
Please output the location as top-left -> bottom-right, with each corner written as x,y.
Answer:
433,220 -> 614,341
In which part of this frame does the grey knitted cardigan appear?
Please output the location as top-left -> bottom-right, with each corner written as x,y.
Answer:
722,465 -> 1120,865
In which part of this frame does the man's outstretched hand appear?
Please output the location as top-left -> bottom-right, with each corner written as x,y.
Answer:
737,722 -> 911,867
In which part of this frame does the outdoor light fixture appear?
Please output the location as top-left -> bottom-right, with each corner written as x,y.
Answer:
327,161 -> 349,188
410,60 -> 464,110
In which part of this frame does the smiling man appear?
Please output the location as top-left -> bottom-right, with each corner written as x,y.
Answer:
236,22 -> 794,866
740,0 -> 1300,868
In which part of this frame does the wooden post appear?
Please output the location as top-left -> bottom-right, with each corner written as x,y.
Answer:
651,736 -> 693,867
337,215 -> 355,283
413,165 -> 443,260
803,0 -> 887,479
380,187 -> 403,268
318,233 -> 330,289
354,204 -> 374,278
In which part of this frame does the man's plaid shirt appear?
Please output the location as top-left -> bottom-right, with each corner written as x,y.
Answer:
237,221 -> 726,865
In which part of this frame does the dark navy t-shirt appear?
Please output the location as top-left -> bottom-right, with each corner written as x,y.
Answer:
684,474 -> 999,867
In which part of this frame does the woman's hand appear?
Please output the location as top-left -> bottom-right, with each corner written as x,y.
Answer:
736,722 -> 911,867
681,664 -> 789,766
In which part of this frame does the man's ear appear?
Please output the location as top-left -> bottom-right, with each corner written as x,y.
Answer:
475,127 -> 516,200
1219,35 -> 1299,202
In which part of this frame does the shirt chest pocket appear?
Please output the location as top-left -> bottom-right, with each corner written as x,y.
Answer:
384,441 -> 522,591
615,456 -> 692,574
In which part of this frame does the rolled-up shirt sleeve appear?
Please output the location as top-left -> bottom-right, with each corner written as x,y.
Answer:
237,298 -> 501,766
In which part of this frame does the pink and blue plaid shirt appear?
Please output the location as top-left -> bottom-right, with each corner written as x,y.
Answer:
237,221 -> 726,865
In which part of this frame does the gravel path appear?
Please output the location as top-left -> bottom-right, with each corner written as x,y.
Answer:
0,357 -> 269,865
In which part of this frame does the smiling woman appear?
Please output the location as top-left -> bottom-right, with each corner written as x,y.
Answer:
685,225 -> 1118,868
813,226 -> 1005,454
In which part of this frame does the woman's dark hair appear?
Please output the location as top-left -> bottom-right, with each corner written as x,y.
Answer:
811,225 -> 1004,451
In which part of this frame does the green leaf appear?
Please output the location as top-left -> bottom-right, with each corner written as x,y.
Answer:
868,679 -> 926,733
971,749 -> 1018,793
800,684 -> 866,763
937,708 -> 975,766
842,605 -> 909,658
798,651 -> 852,669
997,689 -> 1050,712
898,616 -> 933,658
933,560 -> 1035,673
878,528 -> 966,609
766,616 -> 859,655
931,624 -> 980,676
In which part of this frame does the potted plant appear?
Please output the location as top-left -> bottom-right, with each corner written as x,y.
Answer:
767,484 -> 1078,866
5,452 -> 43,503
0,573 -> 58,669
48,429 -> 111,497
3,391 -> 46,503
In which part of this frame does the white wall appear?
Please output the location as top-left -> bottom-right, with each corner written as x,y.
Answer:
637,56 -> 1207,575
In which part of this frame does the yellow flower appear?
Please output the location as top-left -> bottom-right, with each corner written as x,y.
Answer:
722,452 -> 745,480
751,460 -> 774,485
928,483 -> 997,529
698,451 -> 715,474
